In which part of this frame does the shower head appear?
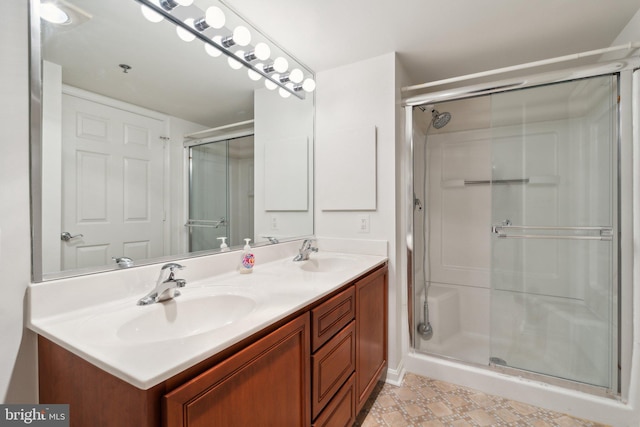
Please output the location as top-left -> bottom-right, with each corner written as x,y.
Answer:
417,105 -> 452,129
431,109 -> 451,129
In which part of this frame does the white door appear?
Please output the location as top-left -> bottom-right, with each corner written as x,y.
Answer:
61,94 -> 166,270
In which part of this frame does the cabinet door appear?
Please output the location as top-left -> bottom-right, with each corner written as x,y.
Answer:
355,265 -> 388,412
164,313 -> 311,427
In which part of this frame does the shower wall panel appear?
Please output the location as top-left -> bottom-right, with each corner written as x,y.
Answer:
427,132 -> 491,289
414,128 -> 493,362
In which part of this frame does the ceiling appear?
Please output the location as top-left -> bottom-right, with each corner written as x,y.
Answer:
224,0 -> 640,86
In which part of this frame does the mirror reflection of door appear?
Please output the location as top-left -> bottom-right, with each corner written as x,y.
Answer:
188,135 -> 254,252
61,93 -> 167,270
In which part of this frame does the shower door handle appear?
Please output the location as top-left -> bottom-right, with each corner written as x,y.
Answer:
492,222 -> 613,241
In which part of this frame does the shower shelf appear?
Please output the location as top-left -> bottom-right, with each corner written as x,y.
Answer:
442,175 -> 559,188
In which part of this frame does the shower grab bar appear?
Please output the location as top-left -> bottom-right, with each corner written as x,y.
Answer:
185,218 -> 227,228
492,224 -> 613,241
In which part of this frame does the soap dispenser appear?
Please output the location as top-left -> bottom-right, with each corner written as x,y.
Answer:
238,238 -> 255,274
217,237 -> 230,252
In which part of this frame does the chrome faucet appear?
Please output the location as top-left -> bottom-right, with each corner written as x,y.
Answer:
293,239 -> 318,261
137,263 -> 187,305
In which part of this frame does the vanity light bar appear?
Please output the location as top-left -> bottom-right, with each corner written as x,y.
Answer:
134,0 -> 309,100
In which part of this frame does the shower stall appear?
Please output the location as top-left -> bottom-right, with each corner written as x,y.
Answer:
187,134 -> 255,252
405,59 -> 638,402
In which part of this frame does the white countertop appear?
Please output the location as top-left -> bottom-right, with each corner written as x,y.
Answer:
28,240 -> 387,390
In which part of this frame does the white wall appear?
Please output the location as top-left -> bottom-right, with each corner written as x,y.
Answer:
315,52 -> 405,381
0,0 -> 38,403
254,88 -> 314,243
611,7 -> 640,45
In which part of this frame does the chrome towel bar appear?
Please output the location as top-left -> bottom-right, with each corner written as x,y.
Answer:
185,218 -> 227,228
443,175 -> 559,188
492,222 -> 613,241
465,178 -> 529,185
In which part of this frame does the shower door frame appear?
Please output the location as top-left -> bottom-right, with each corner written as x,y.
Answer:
403,59 -> 638,399
185,126 -> 255,252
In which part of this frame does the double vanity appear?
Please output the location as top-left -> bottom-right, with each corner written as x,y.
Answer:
28,240 -> 388,426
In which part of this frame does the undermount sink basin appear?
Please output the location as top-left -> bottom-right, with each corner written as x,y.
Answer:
117,294 -> 256,343
295,255 -> 357,273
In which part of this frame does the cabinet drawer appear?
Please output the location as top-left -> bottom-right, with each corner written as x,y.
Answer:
312,374 -> 355,427
312,321 -> 355,419
311,286 -> 355,352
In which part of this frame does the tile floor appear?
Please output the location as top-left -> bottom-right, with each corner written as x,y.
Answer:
355,373 -> 609,427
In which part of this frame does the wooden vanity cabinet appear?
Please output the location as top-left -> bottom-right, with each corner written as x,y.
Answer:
37,263 -> 388,427
309,264 -> 388,425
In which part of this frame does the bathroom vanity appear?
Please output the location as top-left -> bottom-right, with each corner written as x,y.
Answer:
30,248 -> 388,427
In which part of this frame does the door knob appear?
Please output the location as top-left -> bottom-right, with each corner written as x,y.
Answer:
61,231 -> 83,241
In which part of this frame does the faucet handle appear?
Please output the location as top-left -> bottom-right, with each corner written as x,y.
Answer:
161,262 -> 185,271
112,256 -> 134,268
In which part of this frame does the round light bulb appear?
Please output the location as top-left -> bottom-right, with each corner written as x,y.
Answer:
279,87 -> 292,98
140,0 -> 163,23
176,0 -> 193,5
205,6 -> 225,29
233,26 -> 251,46
204,43 -> 221,57
176,18 -> 196,42
302,78 -> 316,92
289,68 -> 304,84
265,74 -> 279,90
248,65 -> 262,81
273,57 -> 288,73
41,3 -> 70,24
228,51 -> 243,70
254,43 -> 271,61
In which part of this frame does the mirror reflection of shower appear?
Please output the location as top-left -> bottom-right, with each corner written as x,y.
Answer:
188,135 -> 255,252
416,104 -> 452,340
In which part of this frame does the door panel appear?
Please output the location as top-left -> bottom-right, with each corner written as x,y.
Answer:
62,94 -> 166,269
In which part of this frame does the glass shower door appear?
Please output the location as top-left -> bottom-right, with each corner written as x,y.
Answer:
189,141 -> 229,252
489,75 -> 618,391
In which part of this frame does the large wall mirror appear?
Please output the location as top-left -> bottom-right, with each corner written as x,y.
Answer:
31,0 -> 315,281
